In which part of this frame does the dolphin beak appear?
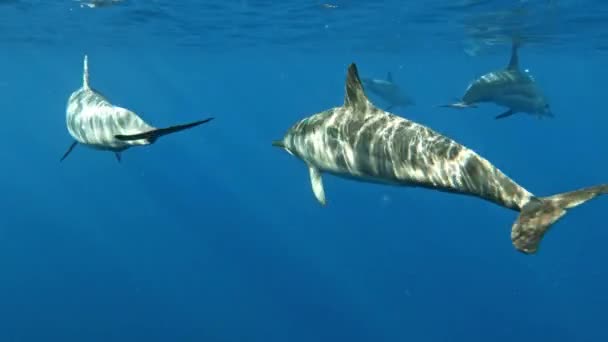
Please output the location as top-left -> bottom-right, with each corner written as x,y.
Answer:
273,140 -> 295,156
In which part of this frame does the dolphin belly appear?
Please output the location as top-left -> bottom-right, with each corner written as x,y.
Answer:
490,82 -> 545,113
492,93 -> 538,113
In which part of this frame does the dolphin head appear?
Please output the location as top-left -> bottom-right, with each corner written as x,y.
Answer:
273,112 -> 331,160
272,136 -> 295,156
272,124 -> 300,158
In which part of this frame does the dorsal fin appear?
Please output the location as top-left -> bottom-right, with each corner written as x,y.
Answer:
506,38 -> 521,70
344,63 -> 372,111
386,71 -> 393,82
83,54 -> 90,90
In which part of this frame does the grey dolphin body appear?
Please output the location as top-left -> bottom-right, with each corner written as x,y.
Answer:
61,55 -> 213,162
441,41 -> 552,119
273,63 -> 607,254
361,72 -> 414,111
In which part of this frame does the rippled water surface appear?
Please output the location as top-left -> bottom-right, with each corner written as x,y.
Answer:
4,0 -> 608,53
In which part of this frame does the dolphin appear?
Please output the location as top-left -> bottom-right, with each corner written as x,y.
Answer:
441,40 -> 552,119
272,62 -> 607,254
361,72 -> 414,111
76,0 -> 124,9
60,55 -> 214,162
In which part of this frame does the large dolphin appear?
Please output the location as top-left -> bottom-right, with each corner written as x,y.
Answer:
361,72 -> 414,111
441,41 -> 552,119
61,55 -> 213,162
272,62 -> 606,254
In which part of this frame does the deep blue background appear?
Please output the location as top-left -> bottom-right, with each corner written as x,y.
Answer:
0,1 -> 607,341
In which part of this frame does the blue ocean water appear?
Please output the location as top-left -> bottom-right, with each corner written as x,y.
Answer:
1,0 -> 607,341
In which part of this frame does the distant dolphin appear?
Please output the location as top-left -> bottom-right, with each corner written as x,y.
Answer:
76,0 -> 124,9
441,40 -> 552,119
272,62 -> 607,254
61,55 -> 214,162
361,72 -> 414,111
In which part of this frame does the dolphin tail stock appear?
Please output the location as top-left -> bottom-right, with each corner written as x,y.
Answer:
511,184 -> 608,254
114,117 -> 214,143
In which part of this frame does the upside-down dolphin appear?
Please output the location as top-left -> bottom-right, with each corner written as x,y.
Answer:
361,72 -> 414,111
441,40 -> 552,119
272,62 -> 606,254
61,55 -> 213,162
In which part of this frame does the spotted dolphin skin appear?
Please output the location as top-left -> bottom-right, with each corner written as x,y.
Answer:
361,72 -> 414,111
441,40 -> 552,120
61,55 -> 214,162
273,62 -> 607,254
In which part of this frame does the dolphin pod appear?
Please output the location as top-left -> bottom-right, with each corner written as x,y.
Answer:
59,49 -> 605,255
272,63 -> 607,255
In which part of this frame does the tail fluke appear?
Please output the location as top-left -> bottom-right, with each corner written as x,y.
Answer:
511,184 -> 608,254
115,117 -> 214,143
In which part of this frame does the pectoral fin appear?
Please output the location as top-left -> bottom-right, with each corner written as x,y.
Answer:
60,141 -> 78,162
495,109 -> 516,119
309,166 -> 326,206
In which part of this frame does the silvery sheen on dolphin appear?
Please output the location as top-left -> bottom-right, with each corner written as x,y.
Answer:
60,55 -> 214,162
361,71 -> 414,111
440,39 -> 552,119
272,62 -> 607,254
